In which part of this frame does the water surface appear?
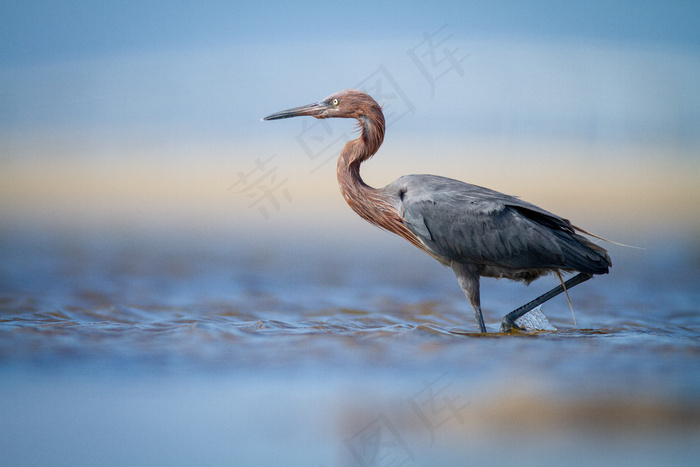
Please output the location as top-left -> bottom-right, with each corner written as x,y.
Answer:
1,225 -> 699,466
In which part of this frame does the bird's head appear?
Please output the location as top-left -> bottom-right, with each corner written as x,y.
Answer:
263,89 -> 381,121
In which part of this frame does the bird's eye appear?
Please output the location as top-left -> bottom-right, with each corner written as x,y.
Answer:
331,98 -> 339,107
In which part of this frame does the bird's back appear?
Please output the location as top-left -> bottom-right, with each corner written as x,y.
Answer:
382,174 -> 611,278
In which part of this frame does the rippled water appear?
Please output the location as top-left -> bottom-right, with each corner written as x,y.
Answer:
1,225 -> 699,466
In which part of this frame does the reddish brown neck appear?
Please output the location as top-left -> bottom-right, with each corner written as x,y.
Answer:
336,117 -> 425,251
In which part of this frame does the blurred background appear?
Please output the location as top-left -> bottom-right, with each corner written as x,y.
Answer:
1,1 -> 699,466
2,0 -> 698,239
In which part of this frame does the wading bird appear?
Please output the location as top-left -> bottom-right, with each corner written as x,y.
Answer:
264,89 -> 611,333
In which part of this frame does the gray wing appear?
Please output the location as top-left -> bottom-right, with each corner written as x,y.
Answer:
382,174 -> 610,274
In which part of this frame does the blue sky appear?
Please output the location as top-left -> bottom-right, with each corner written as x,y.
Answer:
2,0 -> 699,154
2,1 -> 699,65
2,1 -> 698,144
1,1 -> 699,233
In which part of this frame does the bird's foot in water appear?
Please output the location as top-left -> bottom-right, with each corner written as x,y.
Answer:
499,316 -> 523,333
500,306 -> 557,333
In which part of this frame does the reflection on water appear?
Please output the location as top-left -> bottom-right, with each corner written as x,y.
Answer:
1,226 -> 699,465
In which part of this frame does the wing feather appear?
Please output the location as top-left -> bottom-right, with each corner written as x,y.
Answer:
384,174 -> 610,274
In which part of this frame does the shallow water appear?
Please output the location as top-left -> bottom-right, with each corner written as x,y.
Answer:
1,225 -> 699,466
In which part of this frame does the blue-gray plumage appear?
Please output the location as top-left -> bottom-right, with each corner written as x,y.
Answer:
385,174 -> 609,275
264,89 -> 611,333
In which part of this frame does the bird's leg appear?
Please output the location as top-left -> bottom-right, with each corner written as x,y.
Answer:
500,273 -> 592,332
451,262 -> 487,333
471,304 -> 487,334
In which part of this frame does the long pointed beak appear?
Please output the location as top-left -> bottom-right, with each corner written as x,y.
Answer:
263,101 -> 327,120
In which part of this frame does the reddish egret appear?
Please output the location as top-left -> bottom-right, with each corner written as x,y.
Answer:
264,89 -> 611,333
